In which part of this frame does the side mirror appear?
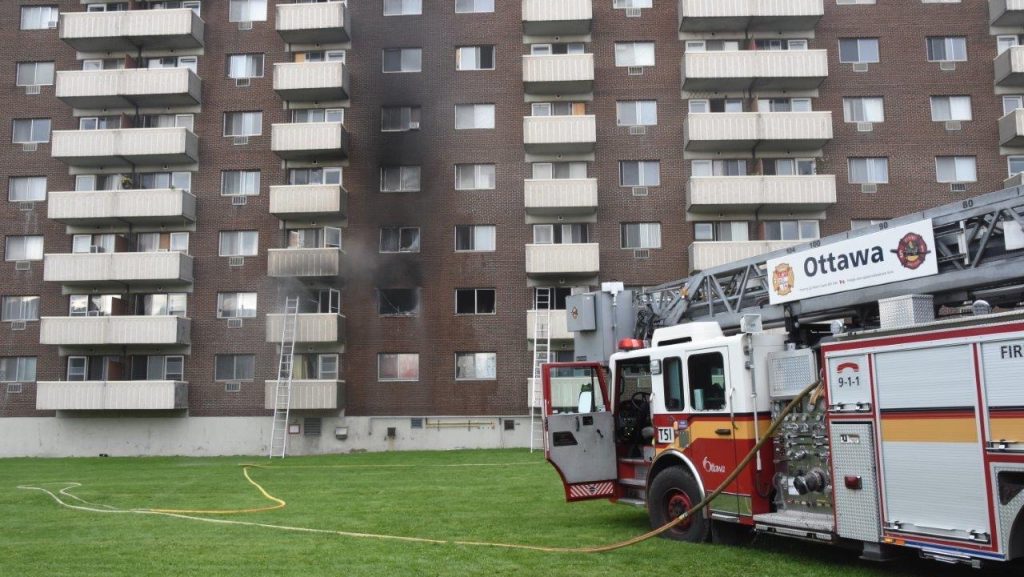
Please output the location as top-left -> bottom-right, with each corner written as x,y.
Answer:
577,390 -> 593,414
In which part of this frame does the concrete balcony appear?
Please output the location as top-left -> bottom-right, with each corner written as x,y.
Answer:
264,380 -> 342,410
1000,109 -> 1024,146
273,61 -> 349,102
271,122 -> 349,160
682,50 -> 828,92
56,68 -> 201,110
1005,172 -> 1024,188
36,380 -> 187,411
679,0 -> 824,32
524,178 -> 598,216
523,115 -> 596,155
689,241 -> 801,272
522,54 -> 594,95
685,112 -> 832,152
522,0 -> 592,36
991,0 -> 1024,26
687,175 -> 836,215
265,313 -> 345,344
995,46 -> 1024,87
47,189 -> 197,227
267,248 -> 344,278
43,252 -> 194,289
527,309 -> 573,341
40,315 -> 191,346
525,243 -> 600,276
269,185 -> 347,220
51,127 -> 199,167
60,8 -> 204,51
276,1 -> 350,44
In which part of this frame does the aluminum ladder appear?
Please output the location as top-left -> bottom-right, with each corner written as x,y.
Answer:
269,296 -> 300,459
529,288 -> 552,453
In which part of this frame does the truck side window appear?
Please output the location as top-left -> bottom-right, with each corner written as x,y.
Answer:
663,357 -> 684,411
688,352 -> 726,411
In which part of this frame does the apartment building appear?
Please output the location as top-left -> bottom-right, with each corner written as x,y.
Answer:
0,0 -> 1013,456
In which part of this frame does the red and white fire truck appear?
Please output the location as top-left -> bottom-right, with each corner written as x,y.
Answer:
540,188 -> 1024,566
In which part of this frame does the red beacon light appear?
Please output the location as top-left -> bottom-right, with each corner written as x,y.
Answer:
618,338 -> 646,351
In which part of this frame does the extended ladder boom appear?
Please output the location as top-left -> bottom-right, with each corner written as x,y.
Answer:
269,296 -> 300,459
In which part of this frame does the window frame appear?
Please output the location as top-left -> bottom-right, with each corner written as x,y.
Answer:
454,224 -> 496,252
455,352 -> 497,381
377,353 -> 420,382
455,288 -> 496,315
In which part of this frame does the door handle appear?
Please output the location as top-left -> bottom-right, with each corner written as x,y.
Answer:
575,417 -> 580,432
715,428 -> 731,436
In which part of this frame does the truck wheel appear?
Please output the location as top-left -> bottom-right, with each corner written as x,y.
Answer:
648,468 -> 709,543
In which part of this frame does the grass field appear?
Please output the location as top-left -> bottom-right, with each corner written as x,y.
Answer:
0,449 -> 1012,576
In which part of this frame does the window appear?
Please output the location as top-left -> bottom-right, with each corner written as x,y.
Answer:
380,166 -> 421,192
455,104 -> 495,129
998,34 -> 1021,55
21,6 -> 58,30
12,119 -> 51,144
137,171 -> 191,191
8,177 -> 46,202
455,352 -> 496,380
848,157 -> 889,184
455,225 -> 496,251
619,161 -> 660,187
935,156 -> 977,183
227,54 -> 264,79
621,223 -> 662,249
137,293 -> 187,317
455,289 -> 495,315
223,112 -> 262,137
378,353 -> 419,381
688,352 -> 726,411
217,292 -> 257,318
2,296 -> 39,322
380,227 -> 421,253
148,2 -> 201,15
131,355 -> 184,381
616,101 -> 657,126
1004,96 -> 1023,115
691,160 -> 748,177
765,220 -> 820,241
221,170 -> 260,196
215,354 -> 256,381
78,116 -> 121,131
0,357 -> 36,382
381,106 -> 421,131
69,294 -> 120,317
1010,156 -> 1024,176
296,50 -> 346,63
531,102 -> 586,117
930,96 -> 972,121
532,162 -> 587,179
383,0 -> 421,15
5,236 -> 43,261
842,97 -> 884,123
530,43 -> 585,56
382,48 -> 422,73
378,289 -> 420,316
662,357 -> 684,411
456,0 -> 494,13
289,167 -> 342,186
219,231 -> 258,256
140,113 -> 194,130
763,158 -> 816,176
137,232 -> 189,253
614,42 -> 655,67
838,38 -> 879,63
287,227 -> 341,249
689,98 -> 743,113
927,37 -> 967,62
686,40 -> 740,53
16,62 -> 54,86
291,109 -> 344,124
754,39 -> 808,51
533,224 -> 589,244
229,0 -> 266,22
455,164 -> 496,190
757,98 -> 811,113
147,56 -> 197,73
694,222 -> 749,242
456,46 -> 495,70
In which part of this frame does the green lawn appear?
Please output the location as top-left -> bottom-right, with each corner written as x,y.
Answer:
0,449 -> 1010,576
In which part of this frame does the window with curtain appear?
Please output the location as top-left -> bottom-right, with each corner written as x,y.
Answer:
926,37 -> 967,62
455,104 -> 495,129
382,48 -> 422,72
455,353 -> 496,380
842,97 -> 885,123
1,296 -> 39,322
616,101 -> 657,126
217,293 -> 257,318
455,225 -> 496,251
223,112 -> 262,136
838,38 -> 880,63
380,166 -> 421,192
621,223 -> 662,249
221,170 -> 260,196
848,157 -> 889,184
455,164 -> 496,190
935,156 -> 977,183
8,176 -> 46,202
614,42 -> 655,66
227,54 -> 264,78
930,96 -> 972,121
5,236 -> 43,261
456,46 -> 495,70
619,161 -> 660,186
378,353 -> 419,381
229,0 -> 266,22
218,231 -> 258,256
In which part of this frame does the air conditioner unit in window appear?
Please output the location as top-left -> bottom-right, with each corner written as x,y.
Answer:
627,66 -> 644,76
233,136 -> 249,146
10,320 -> 27,331
408,121 -> 420,130
939,61 -> 956,71
235,78 -> 250,87
22,143 -> 38,152
856,122 -> 873,132
14,261 -> 30,271
237,21 -> 253,31
945,120 -> 962,131
633,249 -> 651,259
228,256 -> 245,267
86,310 -> 101,316
231,195 -> 248,206
25,85 -> 41,95
47,20 -> 58,29
950,183 -> 968,193
629,125 -> 647,135
225,381 -> 241,392
632,186 -> 649,197
18,202 -> 35,212
625,8 -> 642,17
852,63 -> 869,73
861,183 -> 878,194
6,383 -> 22,394
227,318 -> 243,328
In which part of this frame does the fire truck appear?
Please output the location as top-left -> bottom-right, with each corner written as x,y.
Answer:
540,187 -> 1024,567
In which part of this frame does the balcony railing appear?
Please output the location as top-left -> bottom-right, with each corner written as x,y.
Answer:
56,68 -> 201,109
991,0 -> 1024,27
1000,109 -> 1024,147
273,61 -> 349,102
523,115 -> 596,155
687,175 -> 836,214
524,178 -> 598,216
264,380 -> 342,410
265,313 -> 345,343
522,54 -> 594,95
522,0 -> 592,36
276,1 -> 350,44
47,188 -> 197,226
271,122 -> 349,160
40,315 -> 191,346
51,127 -> 199,167
525,243 -> 600,276
60,8 -> 204,51
682,50 -> 828,92
269,185 -> 347,220
679,0 -> 824,32
36,380 -> 188,411
43,251 -> 193,288
267,248 -> 344,278
995,46 -> 1024,87
527,309 -> 573,340
689,241 -> 802,272
685,112 -> 832,152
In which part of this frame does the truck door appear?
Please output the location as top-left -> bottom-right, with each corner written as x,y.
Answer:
543,362 -> 617,502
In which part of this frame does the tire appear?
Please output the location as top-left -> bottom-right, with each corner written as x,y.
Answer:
648,467 -> 709,543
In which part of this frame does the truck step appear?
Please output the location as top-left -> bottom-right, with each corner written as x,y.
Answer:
754,511 -> 835,541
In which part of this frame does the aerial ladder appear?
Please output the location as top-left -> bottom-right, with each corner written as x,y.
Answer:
269,296 -> 300,459
529,288 -> 553,452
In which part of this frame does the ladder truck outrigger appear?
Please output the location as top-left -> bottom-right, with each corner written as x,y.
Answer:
540,187 -> 1024,567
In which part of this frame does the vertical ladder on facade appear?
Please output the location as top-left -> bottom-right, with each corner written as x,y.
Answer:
529,288 -> 552,453
269,296 -> 300,459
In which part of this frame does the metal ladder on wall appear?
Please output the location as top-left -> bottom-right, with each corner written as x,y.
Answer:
529,288 -> 552,453
269,296 -> 300,459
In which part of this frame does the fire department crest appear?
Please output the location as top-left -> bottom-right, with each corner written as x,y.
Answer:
893,232 -> 931,270
772,263 -> 795,296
